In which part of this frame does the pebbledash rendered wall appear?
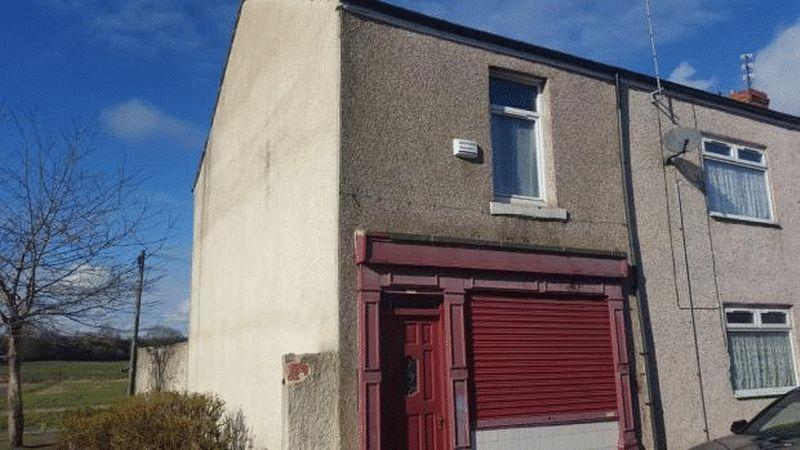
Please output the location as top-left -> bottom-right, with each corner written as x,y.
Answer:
337,10 -> 638,450
186,1 -> 800,448
186,1 -> 341,448
627,86 -> 800,449
188,2 -> 645,448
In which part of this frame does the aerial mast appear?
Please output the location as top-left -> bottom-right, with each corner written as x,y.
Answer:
740,53 -> 755,89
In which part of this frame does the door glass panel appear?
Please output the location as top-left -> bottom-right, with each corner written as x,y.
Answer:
404,357 -> 418,395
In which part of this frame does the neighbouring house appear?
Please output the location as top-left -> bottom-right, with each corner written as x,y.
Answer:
628,86 -> 800,448
185,1 -> 800,449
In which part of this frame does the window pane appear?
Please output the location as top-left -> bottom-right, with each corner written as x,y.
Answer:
748,391 -> 800,434
762,312 -> 788,325
491,114 -> 539,198
705,141 -> 732,157
727,311 -> 754,324
760,401 -> 800,435
728,331 -> 796,391
490,78 -> 537,111
738,148 -> 764,164
705,159 -> 771,220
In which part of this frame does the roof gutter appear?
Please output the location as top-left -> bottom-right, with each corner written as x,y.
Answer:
339,0 -> 800,131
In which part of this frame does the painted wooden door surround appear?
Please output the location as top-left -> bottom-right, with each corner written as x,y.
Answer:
355,232 -> 638,450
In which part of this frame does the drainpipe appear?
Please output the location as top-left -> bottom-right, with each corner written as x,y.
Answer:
614,73 -> 668,450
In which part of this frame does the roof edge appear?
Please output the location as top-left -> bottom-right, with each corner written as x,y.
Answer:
192,0 -> 247,193
340,0 -> 800,130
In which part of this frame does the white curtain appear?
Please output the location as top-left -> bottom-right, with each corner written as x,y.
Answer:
705,159 -> 770,220
729,331 -> 796,391
491,114 -> 539,199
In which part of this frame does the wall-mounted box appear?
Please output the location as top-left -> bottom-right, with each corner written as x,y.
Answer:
453,139 -> 479,161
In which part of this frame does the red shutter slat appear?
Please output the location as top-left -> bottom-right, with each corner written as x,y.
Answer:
469,296 -> 618,425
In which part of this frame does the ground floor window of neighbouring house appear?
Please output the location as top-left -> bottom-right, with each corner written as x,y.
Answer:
725,306 -> 797,398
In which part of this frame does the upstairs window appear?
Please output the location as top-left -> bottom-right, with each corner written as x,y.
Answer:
490,76 -> 542,201
725,307 -> 797,397
703,139 -> 772,222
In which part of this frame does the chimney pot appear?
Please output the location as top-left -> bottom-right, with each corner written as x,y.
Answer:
730,88 -> 770,109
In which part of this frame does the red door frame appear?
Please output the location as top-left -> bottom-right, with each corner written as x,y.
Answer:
355,232 -> 638,450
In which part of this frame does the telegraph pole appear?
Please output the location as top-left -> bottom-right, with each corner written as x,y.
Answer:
127,250 -> 146,396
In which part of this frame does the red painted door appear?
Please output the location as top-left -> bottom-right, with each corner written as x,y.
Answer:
381,308 -> 448,450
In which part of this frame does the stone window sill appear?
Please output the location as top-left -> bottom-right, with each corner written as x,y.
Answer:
709,211 -> 780,228
734,386 -> 794,399
490,201 -> 568,221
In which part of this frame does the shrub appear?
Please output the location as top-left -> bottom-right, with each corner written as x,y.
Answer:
59,392 -> 254,450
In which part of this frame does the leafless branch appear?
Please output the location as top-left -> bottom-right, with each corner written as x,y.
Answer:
0,110 -> 168,331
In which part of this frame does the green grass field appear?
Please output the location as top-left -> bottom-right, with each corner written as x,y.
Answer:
0,361 -> 128,448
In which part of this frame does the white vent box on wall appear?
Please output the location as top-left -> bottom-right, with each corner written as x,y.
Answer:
453,139 -> 479,161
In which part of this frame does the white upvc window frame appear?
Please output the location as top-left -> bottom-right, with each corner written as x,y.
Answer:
724,306 -> 799,398
702,138 -> 775,224
489,75 -> 546,205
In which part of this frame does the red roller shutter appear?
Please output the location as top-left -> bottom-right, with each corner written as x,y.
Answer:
469,295 -> 618,427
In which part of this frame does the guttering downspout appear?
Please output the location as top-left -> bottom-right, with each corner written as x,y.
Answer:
615,73 -> 668,450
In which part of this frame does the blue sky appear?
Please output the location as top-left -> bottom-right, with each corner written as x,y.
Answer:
1,0 -> 799,333
385,0 -> 800,113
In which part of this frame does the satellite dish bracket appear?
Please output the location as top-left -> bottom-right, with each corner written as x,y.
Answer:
662,127 -> 703,166
664,138 -> 691,166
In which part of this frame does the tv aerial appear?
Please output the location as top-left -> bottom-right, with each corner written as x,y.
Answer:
663,127 -> 702,165
741,53 -> 755,89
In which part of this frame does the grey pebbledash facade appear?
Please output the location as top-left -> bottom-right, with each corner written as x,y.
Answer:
186,0 -> 800,449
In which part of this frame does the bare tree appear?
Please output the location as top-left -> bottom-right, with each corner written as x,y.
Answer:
0,112 -> 164,447
146,346 -> 174,393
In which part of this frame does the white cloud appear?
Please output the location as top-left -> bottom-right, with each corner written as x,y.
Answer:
58,264 -> 112,291
669,61 -> 716,91
148,297 -> 189,325
141,271 -> 190,332
101,99 -> 204,150
39,0 -> 237,59
87,0 -> 202,55
387,0 -> 731,62
755,19 -> 800,115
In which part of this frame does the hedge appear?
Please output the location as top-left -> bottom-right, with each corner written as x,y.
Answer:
59,392 -> 253,450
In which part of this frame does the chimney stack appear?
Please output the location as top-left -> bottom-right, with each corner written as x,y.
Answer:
730,88 -> 770,109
